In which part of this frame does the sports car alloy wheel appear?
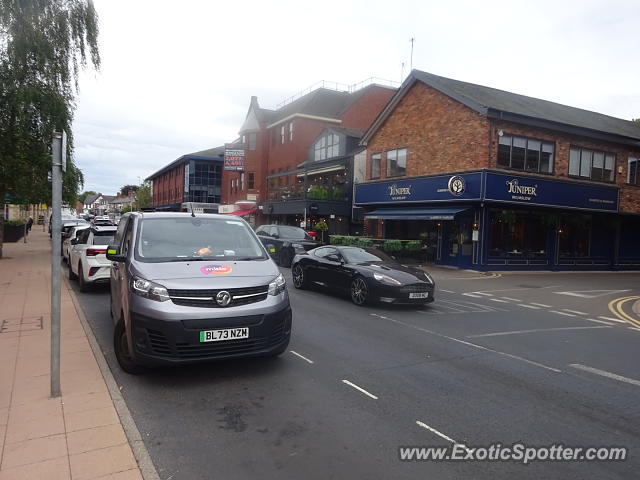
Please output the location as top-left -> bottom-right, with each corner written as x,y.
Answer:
351,277 -> 368,306
292,264 -> 306,289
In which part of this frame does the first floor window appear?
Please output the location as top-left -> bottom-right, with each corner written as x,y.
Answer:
289,121 -> 294,141
628,157 -> 639,185
497,134 -> 554,173
569,147 -> 615,182
371,153 -> 381,179
248,133 -> 257,150
386,148 -> 407,177
281,125 -> 285,144
240,172 -> 245,191
248,172 -> 255,189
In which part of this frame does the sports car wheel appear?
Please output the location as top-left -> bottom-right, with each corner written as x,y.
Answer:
350,277 -> 369,306
292,264 -> 308,289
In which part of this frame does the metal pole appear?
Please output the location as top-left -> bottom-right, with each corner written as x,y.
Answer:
410,38 -> 414,71
50,132 -> 63,398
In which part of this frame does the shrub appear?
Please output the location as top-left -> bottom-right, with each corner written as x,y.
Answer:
330,235 -> 344,245
332,188 -> 343,201
382,239 -> 403,252
5,219 -> 26,227
343,236 -> 358,245
404,240 -> 422,253
356,237 -> 373,248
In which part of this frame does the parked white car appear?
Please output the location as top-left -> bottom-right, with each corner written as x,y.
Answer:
68,226 -> 117,291
62,225 -> 90,263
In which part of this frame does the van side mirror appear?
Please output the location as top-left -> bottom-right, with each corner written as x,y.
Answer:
106,244 -> 126,262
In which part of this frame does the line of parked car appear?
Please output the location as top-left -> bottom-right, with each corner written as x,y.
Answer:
55,213 -> 435,374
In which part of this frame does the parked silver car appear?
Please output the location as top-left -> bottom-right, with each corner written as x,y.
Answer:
107,212 -> 292,373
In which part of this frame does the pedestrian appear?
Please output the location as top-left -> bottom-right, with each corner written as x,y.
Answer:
26,217 -> 33,234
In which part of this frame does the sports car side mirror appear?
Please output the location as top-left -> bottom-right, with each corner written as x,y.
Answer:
326,254 -> 343,263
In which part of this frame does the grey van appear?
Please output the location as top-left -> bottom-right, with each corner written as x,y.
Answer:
107,212 -> 292,373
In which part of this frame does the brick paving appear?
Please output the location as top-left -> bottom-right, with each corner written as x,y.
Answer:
0,229 -> 143,479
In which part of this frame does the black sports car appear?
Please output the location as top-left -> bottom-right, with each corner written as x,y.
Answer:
255,224 -> 320,267
291,246 -> 435,306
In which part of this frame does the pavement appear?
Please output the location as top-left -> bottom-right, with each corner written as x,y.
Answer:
0,230 -> 148,480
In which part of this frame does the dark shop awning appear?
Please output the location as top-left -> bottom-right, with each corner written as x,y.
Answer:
364,207 -> 468,221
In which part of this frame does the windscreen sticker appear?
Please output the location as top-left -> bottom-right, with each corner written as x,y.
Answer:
200,264 -> 233,275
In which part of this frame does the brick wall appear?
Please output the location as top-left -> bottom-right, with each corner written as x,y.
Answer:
341,86 -> 396,131
365,82 -> 490,180
489,120 -> 640,213
151,164 -> 184,206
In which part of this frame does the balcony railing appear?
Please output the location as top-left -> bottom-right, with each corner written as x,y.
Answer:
267,184 -> 348,202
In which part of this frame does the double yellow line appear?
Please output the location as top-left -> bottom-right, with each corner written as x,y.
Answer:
608,296 -> 640,328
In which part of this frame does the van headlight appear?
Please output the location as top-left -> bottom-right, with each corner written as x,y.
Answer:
373,272 -> 401,285
268,273 -> 286,296
131,276 -> 170,302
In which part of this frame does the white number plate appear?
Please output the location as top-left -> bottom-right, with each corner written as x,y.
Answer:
199,327 -> 249,342
409,292 -> 429,299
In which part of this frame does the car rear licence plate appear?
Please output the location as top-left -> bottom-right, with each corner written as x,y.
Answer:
199,328 -> 249,342
409,292 -> 429,299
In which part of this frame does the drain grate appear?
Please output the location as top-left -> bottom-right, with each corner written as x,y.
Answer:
0,316 -> 43,333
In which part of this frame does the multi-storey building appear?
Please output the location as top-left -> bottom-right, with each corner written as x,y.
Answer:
355,70 -> 640,270
147,146 -> 224,211
222,81 -> 397,233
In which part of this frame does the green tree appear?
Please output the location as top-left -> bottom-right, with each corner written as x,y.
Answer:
633,118 -> 640,124
0,0 -> 100,258
135,182 -> 151,210
119,184 -> 139,196
77,190 -> 96,203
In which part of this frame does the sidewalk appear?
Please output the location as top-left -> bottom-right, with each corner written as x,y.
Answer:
0,230 -> 144,479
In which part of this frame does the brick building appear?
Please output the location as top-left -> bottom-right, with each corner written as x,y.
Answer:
355,70 -> 640,270
147,146 -> 224,211
222,81 -> 397,232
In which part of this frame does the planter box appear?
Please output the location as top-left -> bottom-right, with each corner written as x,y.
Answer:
3,224 -> 25,242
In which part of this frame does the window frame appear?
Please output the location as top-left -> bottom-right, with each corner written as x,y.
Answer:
385,148 -> 408,178
289,121 -> 294,141
281,125 -> 285,144
628,157 -> 639,186
568,146 -> 616,183
248,172 -> 255,190
497,133 -> 555,174
371,153 -> 381,180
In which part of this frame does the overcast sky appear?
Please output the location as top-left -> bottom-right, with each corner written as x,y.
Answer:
73,0 -> 640,195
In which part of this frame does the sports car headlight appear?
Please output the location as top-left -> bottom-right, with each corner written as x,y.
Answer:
130,276 -> 170,302
268,273 -> 286,295
423,272 -> 434,284
373,272 -> 402,285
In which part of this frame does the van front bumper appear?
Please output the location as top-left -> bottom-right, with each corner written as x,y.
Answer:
129,305 -> 292,366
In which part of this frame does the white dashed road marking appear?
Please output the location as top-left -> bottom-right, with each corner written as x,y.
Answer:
500,297 -> 522,302
369,313 -> 562,373
584,318 -> 617,326
416,421 -> 471,452
474,292 -> 493,297
550,310 -> 576,317
569,364 -> 640,387
439,289 -> 455,293
598,316 -> 627,324
468,326 -> 611,338
290,350 -> 314,364
342,380 -> 378,400
517,304 -> 541,309
562,309 -> 589,316
489,298 -> 510,303
530,303 -> 552,308
462,293 -> 482,298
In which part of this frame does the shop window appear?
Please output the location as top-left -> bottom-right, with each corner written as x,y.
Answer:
386,148 -> 407,177
371,153 -> 381,179
569,147 -> 615,182
281,125 -> 285,144
248,172 -> 255,189
489,210 -> 549,257
497,134 -> 554,173
559,214 -> 591,257
248,133 -> 257,151
289,121 -> 294,141
628,157 -> 639,185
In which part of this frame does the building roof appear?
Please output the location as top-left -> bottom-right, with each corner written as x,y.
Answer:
146,146 -> 225,181
362,69 -> 640,146
269,88 -> 352,125
84,193 -> 101,205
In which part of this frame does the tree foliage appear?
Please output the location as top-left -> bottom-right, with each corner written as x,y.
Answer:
119,184 -> 139,196
135,182 -> 151,210
0,0 -> 99,257
77,190 -> 96,203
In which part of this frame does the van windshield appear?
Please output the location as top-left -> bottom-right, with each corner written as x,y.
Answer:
135,217 -> 267,262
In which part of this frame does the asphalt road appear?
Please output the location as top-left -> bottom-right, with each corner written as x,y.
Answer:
69,266 -> 640,480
